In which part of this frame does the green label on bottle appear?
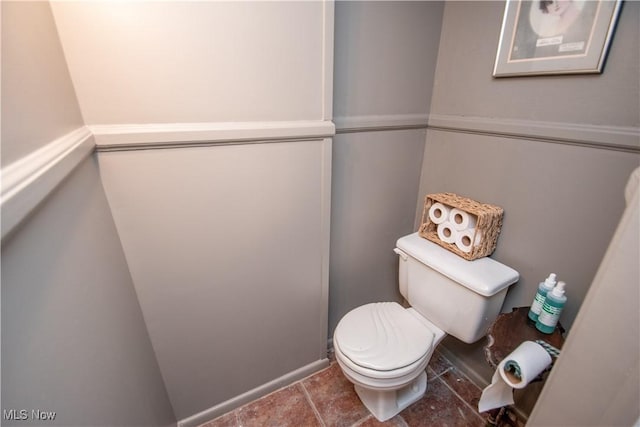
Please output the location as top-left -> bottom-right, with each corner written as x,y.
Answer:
538,302 -> 562,327
531,293 -> 545,314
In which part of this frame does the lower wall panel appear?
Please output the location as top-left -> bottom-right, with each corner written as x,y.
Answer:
97,139 -> 331,419
329,128 -> 427,337
1,156 -> 176,427
417,128 -> 640,416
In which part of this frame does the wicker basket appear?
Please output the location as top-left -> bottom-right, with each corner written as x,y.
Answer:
418,193 -> 504,260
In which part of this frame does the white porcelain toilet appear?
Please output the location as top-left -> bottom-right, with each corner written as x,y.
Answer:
333,232 -> 519,422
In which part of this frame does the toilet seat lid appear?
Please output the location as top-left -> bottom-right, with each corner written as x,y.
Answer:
334,302 -> 434,372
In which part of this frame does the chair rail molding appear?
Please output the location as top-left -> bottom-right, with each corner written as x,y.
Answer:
334,114 -> 429,134
428,114 -> 640,152
90,120 -> 336,151
1,126 -> 95,240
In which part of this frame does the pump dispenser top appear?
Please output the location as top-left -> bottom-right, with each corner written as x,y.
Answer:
528,273 -> 557,323
544,273 -> 557,287
549,281 -> 566,299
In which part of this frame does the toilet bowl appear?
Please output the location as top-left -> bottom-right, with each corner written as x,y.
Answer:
333,232 -> 519,422
333,302 -> 446,421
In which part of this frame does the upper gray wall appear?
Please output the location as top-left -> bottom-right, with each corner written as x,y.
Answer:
51,1 -> 327,124
333,1 -> 442,119
430,1 -> 639,128
1,1 -> 84,167
329,1 -> 444,337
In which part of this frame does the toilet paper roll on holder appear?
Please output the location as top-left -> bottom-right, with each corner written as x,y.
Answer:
481,307 -> 565,426
502,340 -> 561,383
484,307 -> 565,381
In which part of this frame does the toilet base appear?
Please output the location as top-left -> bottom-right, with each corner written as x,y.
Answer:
353,370 -> 427,422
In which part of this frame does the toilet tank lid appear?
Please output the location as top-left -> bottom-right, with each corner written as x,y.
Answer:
396,233 -> 519,297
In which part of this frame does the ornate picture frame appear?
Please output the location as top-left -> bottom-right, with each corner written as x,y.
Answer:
493,0 -> 622,77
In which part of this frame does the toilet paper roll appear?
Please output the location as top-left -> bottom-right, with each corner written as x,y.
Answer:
428,202 -> 450,225
455,228 -> 482,253
478,341 -> 552,413
449,208 -> 477,231
475,230 -> 482,246
437,222 -> 457,244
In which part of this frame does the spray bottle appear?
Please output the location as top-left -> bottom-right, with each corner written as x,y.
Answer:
527,273 -> 557,323
536,281 -> 567,334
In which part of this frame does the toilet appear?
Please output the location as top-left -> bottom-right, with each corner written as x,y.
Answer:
333,232 -> 519,421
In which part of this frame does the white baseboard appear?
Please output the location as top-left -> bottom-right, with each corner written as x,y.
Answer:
177,359 -> 330,427
1,127 -> 94,240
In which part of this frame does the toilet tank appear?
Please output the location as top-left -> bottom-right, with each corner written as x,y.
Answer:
395,233 -> 519,343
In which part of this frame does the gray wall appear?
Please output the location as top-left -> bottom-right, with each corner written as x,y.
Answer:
97,140 -> 331,421
429,1 -> 639,128
4,1 -> 637,424
52,2 -> 333,423
1,159 -> 176,427
529,169 -> 639,427
330,1 -> 444,336
333,1 -> 443,119
418,0 -> 640,414
50,1 -> 327,125
1,1 -> 84,167
1,2 -> 175,426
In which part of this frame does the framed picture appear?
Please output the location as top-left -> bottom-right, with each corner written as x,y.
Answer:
493,0 -> 622,77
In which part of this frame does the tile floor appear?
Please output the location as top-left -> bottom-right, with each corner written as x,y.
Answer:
199,350 -> 503,427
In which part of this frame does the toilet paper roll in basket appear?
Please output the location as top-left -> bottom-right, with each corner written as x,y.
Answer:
478,341 -> 552,413
437,222 -> 457,244
428,202 -> 451,225
455,229 -> 482,253
449,208 -> 477,231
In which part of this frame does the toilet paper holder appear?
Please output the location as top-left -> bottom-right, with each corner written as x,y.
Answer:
481,307 -> 565,425
503,340 -> 561,383
534,339 -> 561,359
484,307 -> 565,380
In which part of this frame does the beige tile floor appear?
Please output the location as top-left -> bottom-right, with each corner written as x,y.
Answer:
198,350 -> 516,427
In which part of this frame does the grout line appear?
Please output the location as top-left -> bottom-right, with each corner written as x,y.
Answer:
199,375 -> 322,427
202,354 -> 491,427
435,349 -> 485,391
196,408 -> 239,427
350,415 -> 374,427
299,381 -> 327,427
434,351 -> 487,397
396,415 -> 410,427
427,366 -> 454,382
349,413 -> 410,427
432,375 -> 487,424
